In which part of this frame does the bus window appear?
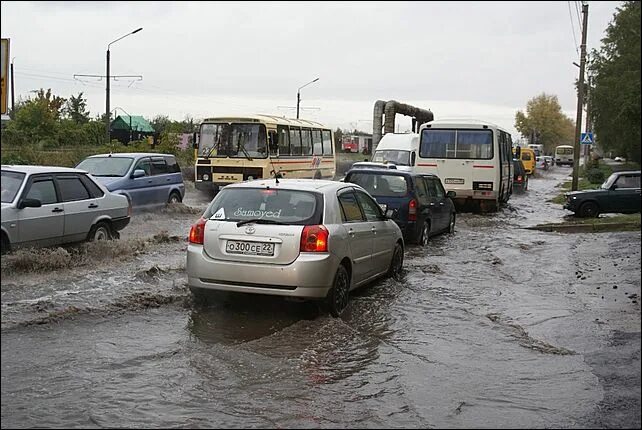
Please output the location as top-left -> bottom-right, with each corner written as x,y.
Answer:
277,125 -> 290,156
322,130 -> 333,155
301,128 -> 312,156
230,124 -> 267,158
312,129 -> 323,155
290,128 -> 302,155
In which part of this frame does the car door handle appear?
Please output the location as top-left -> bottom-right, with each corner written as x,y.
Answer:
347,228 -> 355,238
88,203 -> 98,208
166,178 -> 171,181
371,226 -> 377,234
52,208 -> 64,213
429,202 -> 435,206
439,202 -> 444,206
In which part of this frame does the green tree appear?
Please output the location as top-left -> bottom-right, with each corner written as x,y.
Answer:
64,92 -> 90,125
514,93 -> 575,155
334,127 -> 343,152
588,1 -> 641,163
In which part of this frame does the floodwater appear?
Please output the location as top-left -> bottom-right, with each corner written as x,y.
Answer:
1,166 -> 640,428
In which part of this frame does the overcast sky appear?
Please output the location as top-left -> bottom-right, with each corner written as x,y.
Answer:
1,1 -> 622,137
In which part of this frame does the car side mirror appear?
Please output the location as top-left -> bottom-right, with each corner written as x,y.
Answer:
446,190 -> 456,198
385,208 -> 396,219
18,198 -> 42,209
410,151 -> 416,166
514,146 -> 521,159
131,169 -> 146,179
192,132 -> 198,149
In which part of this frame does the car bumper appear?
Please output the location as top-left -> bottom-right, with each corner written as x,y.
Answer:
111,216 -> 130,232
186,244 -> 340,298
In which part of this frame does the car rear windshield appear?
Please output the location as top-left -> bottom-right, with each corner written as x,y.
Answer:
76,157 -> 134,177
203,188 -> 323,225
346,172 -> 409,197
1,170 -> 26,203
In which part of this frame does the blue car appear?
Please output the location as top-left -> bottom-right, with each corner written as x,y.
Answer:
76,153 -> 185,208
344,168 -> 456,245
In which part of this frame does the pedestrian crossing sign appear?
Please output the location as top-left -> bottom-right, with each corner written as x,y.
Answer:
580,133 -> 594,144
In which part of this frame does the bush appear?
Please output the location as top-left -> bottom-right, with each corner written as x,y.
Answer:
586,168 -> 606,184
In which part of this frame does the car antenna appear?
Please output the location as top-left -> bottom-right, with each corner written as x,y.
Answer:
269,156 -> 281,184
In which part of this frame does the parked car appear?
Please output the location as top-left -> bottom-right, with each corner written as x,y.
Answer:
542,155 -> 555,167
614,156 -> 626,163
344,168 -> 456,245
563,170 -> 641,217
1,165 -> 131,254
512,159 -> 529,192
75,153 -> 185,208
186,178 -> 404,317
535,156 -> 548,171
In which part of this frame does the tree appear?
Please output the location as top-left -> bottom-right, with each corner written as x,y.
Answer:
514,93 -> 575,155
64,92 -> 90,125
333,127 -> 343,152
588,1 -> 641,163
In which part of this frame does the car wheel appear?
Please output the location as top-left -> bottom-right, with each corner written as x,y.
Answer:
88,221 -> 113,242
578,201 -> 600,218
448,212 -> 456,234
327,265 -> 350,317
1,234 -> 9,255
416,220 -> 430,246
168,191 -> 182,204
387,242 -> 404,278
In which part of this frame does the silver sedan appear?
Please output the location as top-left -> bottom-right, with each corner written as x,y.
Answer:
186,178 -> 404,316
1,165 -> 131,254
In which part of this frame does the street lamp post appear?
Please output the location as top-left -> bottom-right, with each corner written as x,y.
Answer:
106,27 -> 142,142
296,77 -> 319,119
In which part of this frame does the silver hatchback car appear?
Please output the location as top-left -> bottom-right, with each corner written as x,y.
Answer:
1,165 -> 131,254
186,178 -> 404,316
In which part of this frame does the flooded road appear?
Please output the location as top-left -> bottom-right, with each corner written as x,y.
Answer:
2,167 -> 640,428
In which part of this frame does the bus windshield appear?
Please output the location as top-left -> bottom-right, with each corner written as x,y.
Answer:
420,129 -> 493,159
199,123 -> 267,159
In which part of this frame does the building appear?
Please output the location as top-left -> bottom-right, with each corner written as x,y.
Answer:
110,115 -> 155,145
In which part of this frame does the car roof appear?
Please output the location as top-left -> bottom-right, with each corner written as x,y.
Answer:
612,170 -> 640,175
345,167 -> 439,179
224,178 -> 350,193
1,165 -> 88,175
84,153 -> 174,158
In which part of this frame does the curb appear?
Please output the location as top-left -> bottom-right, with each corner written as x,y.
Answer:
526,222 -> 641,233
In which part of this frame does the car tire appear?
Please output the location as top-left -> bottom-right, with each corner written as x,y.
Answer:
168,191 -> 182,204
448,213 -> 456,234
387,242 -> 404,278
327,265 -> 350,317
578,201 -> 600,218
88,221 -> 113,242
1,234 -> 9,255
416,220 -> 430,246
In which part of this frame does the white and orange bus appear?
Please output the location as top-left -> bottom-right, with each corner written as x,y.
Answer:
194,115 -> 336,193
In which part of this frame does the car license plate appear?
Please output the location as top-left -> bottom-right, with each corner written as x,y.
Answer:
226,240 -> 275,256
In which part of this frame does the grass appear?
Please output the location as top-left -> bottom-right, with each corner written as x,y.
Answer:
562,213 -> 641,226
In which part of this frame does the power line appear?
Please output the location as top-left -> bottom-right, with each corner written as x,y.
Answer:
567,1 -> 579,55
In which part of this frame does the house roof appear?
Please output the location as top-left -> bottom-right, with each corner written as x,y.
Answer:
111,115 -> 155,133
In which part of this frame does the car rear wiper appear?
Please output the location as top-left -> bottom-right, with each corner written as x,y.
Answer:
236,218 -> 286,227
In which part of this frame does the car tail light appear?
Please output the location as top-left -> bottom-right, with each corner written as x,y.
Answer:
517,175 -> 523,183
300,225 -> 329,252
189,217 -> 207,245
408,199 -> 417,221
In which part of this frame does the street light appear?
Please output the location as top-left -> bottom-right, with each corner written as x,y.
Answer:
106,27 -> 143,142
111,106 -> 133,144
296,77 -> 319,119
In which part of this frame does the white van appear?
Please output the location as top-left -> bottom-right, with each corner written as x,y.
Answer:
371,133 -> 419,170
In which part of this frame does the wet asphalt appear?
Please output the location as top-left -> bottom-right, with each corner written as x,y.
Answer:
1,166 -> 640,429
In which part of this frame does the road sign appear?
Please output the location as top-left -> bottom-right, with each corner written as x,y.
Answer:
1,38 -> 9,115
580,132 -> 594,145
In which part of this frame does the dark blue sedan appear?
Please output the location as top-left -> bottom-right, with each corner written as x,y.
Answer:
344,168 -> 456,245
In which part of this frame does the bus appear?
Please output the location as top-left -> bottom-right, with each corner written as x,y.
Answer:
415,120 -> 514,212
555,145 -> 574,167
193,115 -> 336,193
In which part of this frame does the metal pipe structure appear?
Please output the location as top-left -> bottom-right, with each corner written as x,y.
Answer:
372,100 -> 434,150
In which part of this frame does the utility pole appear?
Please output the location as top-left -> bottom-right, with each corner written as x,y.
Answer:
584,74 -> 593,167
10,58 -> 15,116
571,2 -> 589,191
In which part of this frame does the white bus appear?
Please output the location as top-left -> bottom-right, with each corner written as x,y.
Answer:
555,145 -> 574,167
194,115 -> 336,193
415,120 -> 514,212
